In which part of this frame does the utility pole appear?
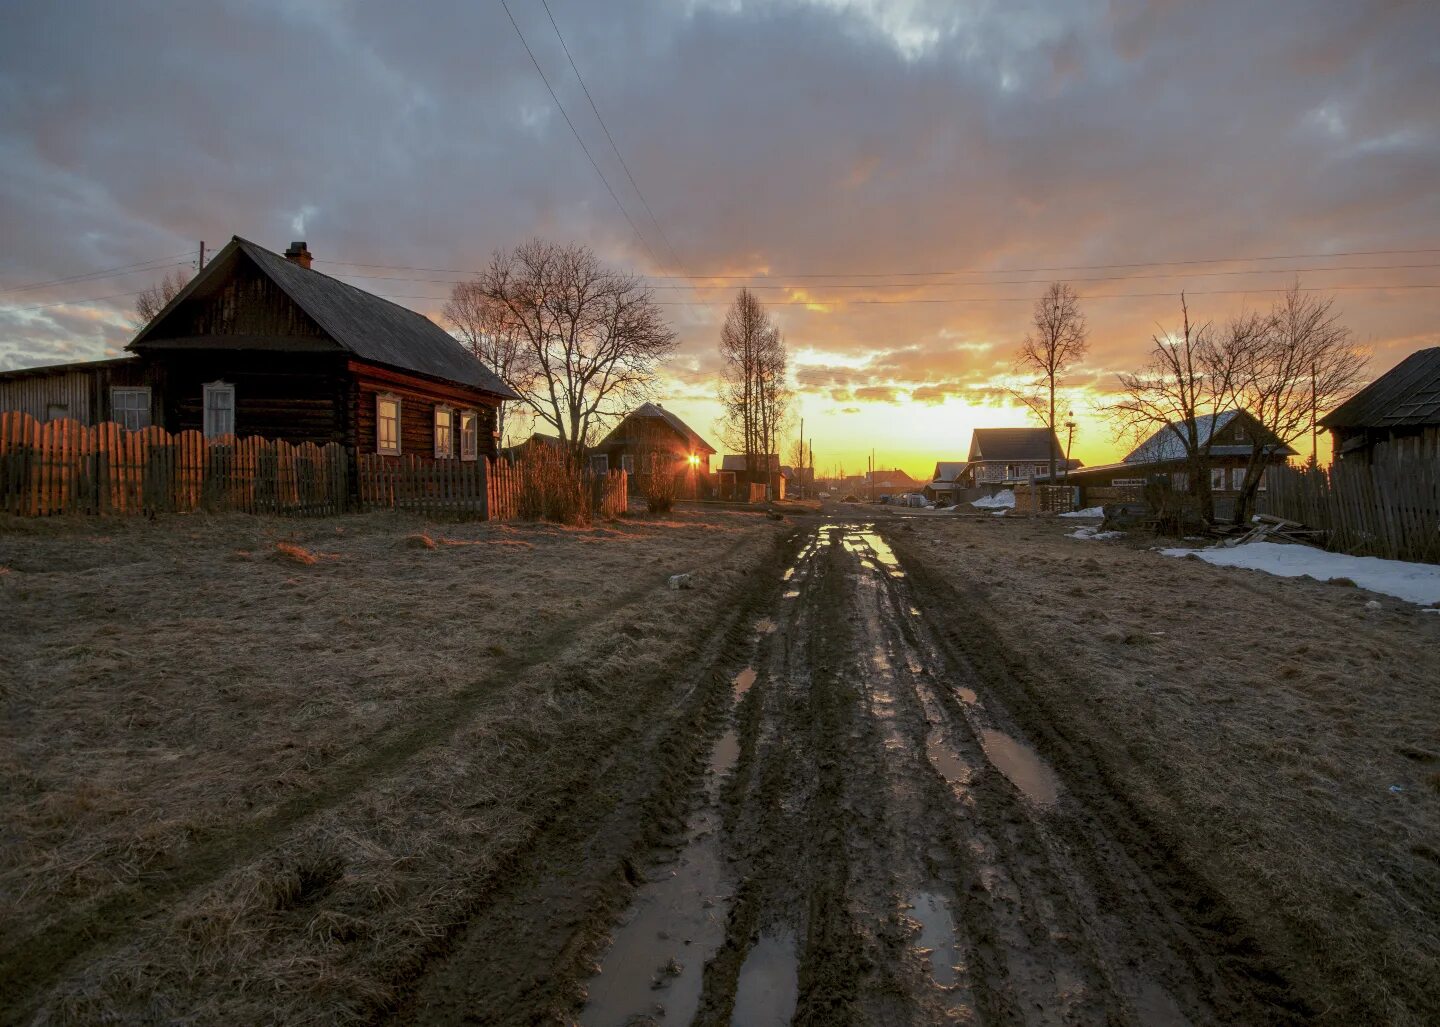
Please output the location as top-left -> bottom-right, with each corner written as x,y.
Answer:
1310,362 -> 1319,467
798,416 -> 804,498
870,449 -> 875,504
198,241 -> 206,270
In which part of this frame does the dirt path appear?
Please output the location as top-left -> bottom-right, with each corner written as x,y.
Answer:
395,519 -> 1308,1025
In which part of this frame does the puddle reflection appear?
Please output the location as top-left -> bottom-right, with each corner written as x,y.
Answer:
730,931 -> 799,1027
979,729 -> 1061,806
908,891 -> 962,989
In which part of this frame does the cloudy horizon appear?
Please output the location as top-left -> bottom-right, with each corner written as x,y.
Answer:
2,0 -> 1437,476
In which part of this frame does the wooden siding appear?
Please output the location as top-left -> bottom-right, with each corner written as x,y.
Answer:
0,360 -> 156,426
351,361 -> 500,459
161,255 -> 327,339
158,352 -> 348,445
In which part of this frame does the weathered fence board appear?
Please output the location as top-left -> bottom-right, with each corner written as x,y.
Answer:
1259,440 -> 1440,564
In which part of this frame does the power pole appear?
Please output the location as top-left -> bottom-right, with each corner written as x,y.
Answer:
798,416 -> 804,498
198,241 -> 206,270
1310,362 -> 1319,467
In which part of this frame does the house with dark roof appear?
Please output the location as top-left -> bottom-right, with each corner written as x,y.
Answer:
590,402 -> 717,495
0,237 -> 518,461
717,453 -> 785,501
923,461 -> 968,504
964,427 -> 1072,486
1320,347 -> 1440,462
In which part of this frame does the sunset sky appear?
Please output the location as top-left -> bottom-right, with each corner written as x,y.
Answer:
2,0 -> 1437,478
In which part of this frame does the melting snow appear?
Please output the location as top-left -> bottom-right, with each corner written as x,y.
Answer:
1161,542 -> 1440,607
1059,507 -> 1104,519
1069,526 -> 1124,541
972,491 -> 1015,509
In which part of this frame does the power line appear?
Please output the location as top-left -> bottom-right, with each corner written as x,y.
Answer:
2,289 -> 151,313
499,0 -> 663,269
0,252 -> 195,296
539,0 -> 686,273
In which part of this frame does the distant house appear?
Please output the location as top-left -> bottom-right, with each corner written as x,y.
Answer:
1059,410 -> 1295,513
0,237 -> 518,461
865,468 -> 920,494
500,431 -> 565,463
717,453 -> 784,501
1320,347 -> 1440,462
589,402 -> 715,495
923,461 -> 968,504
964,428 -> 1073,486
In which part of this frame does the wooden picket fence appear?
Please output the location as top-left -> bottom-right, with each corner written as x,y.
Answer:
0,411 -> 625,522
1259,436 -> 1440,563
0,413 -> 349,516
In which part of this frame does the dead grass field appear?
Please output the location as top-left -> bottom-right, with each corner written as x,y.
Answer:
0,509 -> 786,1024
889,513 -> 1440,1026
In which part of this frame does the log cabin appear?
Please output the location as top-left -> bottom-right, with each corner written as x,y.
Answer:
0,236 -> 518,461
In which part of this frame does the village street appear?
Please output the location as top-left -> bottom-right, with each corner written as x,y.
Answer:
390,513 -> 1432,1026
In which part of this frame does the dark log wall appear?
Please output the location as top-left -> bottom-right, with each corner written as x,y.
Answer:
159,353 -> 349,445
350,361 -> 500,459
167,259 -> 326,339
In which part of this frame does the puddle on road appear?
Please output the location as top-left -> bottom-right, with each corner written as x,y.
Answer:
782,589 -> 800,599
580,813 -> 729,1026
730,931 -> 799,1027
908,891 -> 963,990
926,727 -> 973,792
979,729 -> 1062,806
754,617 -> 777,635
1128,974 -> 1191,1027
955,686 -> 978,705
732,667 -> 757,698
710,729 -> 740,777
908,605 -> 922,617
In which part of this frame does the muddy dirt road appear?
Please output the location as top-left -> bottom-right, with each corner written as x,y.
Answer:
400,521 -> 1306,1026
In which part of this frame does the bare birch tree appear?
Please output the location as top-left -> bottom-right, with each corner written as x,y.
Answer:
443,281 -> 528,446
1107,295 -> 1241,522
718,290 -> 789,487
466,240 -> 676,460
1015,282 -> 1088,479
132,270 -> 190,329
1226,285 -> 1367,523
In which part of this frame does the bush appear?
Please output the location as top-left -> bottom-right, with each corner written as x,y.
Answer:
516,447 -> 590,526
641,463 -> 679,515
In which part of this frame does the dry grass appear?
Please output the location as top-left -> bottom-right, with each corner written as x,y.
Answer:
0,508 -> 783,1024
896,516 -> 1440,1025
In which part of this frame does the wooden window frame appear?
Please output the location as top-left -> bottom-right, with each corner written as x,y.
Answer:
376,393 -> 401,455
458,408 -> 478,462
202,381 -> 235,439
590,453 -> 609,474
434,406 -> 454,459
620,453 -> 634,474
1210,467 -> 1228,491
110,387 -> 152,431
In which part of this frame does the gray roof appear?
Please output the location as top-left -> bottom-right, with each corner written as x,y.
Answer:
720,453 -> 779,472
967,427 -> 1061,462
132,237 -> 518,399
1319,347 -> 1440,430
598,401 -> 715,453
931,460 -> 967,482
1123,410 -> 1295,463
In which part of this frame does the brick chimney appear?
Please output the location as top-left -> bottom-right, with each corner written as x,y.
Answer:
283,241 -> 313,269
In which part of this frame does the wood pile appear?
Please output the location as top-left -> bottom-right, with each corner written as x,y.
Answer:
1215,513 -> 1325,548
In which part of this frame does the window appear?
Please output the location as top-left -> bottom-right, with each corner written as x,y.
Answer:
1256,468 -> 1268,492
1211,467 -> 1228,491
620,453 -> 634,474
1171,471 -> 1188,489
202,382 -> 234,438
376,394 -> 401,455
1234,425 -> 1249,443
590,453 -> 609,474
434,407 -> 454,458
459,409 -> 478,461
1005,464 -> 1016,479
1111,477 -> 1145,487
45,403 -> 69,422
1232,467 -> 1247,491
111,387 -> 151,430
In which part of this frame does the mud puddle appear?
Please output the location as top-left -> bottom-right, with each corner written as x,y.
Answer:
732,667 -> 757,697
730,930 -> 799,1026
979,728 -> 1062,806
754,617 -> 777,635
926,727 -> 974,793
908,890 -> 974,1008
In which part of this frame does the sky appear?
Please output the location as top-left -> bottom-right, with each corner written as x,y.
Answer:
1,0 -> 1437,478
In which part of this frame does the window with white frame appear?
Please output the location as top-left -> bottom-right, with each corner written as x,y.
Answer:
202,382 -> 234,438
434,407 -> 454,458
1256,468 -> 1268,492
1171,471 -> 1188,490
376,394 -> 401,455
1211,467 -> 1228,491
459,409 -> 477,461
1232,467 -> 1247,491
111,387 -> 151,430
590,453 -> 609,474
620,453 -> 634,473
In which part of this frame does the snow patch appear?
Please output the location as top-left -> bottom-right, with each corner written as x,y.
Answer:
1059,506 -> 1104,519
1161,542 -> 1440,607
1069,526 -> 1125,541
971,490 -> 1015,510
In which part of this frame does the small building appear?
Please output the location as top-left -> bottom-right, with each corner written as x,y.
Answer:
589,402 -> 715,496
923,461 -> 968,504
1320,347 -> 1440,462
1056,410 -> 1295,516
964,428 -> 1072,486
500,431 -> 566,463
865,467 -> 920,496
0,236 -> 517,461
717,453 -> 784,501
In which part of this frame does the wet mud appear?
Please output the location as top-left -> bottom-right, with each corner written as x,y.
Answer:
390,519 -> 1310,1025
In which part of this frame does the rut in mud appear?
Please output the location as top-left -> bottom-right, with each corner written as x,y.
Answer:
399,520 -> 1307,1025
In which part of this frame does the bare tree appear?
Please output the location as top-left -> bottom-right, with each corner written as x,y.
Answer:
443,281 -> 527,446
1015,282 -> 1088,480
467,240 -> 676,459
718,290 -> 789,488
1226,285 -> 1367,523
1107,295 -> 1241,522
132,270 -> 190,329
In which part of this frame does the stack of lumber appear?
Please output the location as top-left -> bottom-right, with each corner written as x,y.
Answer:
1216,513 -> 1326,548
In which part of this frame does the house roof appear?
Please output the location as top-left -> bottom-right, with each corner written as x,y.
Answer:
1319,347 -> 1440,430
598,401 -> 716,453
130,237 -> 518,399
967,427 -> 1061,463
720,453 -> 779,472
0,356 -> 136,381
931,461 -> 967,483
1123,410 -> 1296,463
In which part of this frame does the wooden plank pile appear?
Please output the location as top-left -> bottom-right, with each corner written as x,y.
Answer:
1216,513 -> 1325,548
